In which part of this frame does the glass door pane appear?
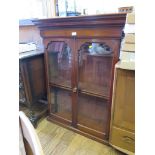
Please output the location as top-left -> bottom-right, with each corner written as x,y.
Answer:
47,41 -> 72,88
77,41 -> 113,137
78,42 -> 113,99
77,93 -> 108,133
47,41 -> 73,122
50,87 -> 72,121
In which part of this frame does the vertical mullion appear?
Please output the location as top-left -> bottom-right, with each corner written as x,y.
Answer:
71,36 -> 78,127
45,49 -> 51,115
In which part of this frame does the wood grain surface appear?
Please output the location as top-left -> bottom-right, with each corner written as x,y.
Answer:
36,118 -> 125,155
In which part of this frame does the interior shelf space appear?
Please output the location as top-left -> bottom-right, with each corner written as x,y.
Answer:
49,82 -> 72,91
49,78 -> 71,88
77,114 -> 107,133
79,83 -> 110,100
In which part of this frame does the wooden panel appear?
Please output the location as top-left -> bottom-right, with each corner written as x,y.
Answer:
26,55 -> 46,102
19,67 -> 27,105
20,54 -> 46,107
32,13 -> 126,29
110,127 -> 135,152
77,93 -> 108,139
41,27 -> 122,38
20,61 -> 32,106
113,69 -> 135,131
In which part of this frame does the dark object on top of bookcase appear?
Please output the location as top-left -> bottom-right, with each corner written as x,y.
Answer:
67,11 -> 81,16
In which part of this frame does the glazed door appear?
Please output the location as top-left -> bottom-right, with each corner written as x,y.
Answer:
76,39 -> 115,139
46,40 -> 75,125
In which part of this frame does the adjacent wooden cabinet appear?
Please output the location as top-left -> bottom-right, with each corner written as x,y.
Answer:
19,51 -> 47,127
110,65 -> 135,154
19,51 -> 46,106
33,13 -> 126,143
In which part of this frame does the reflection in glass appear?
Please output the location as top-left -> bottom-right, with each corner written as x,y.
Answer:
78,42 -> 113,98
47,42 -> 72,87
79,42 -> 112,56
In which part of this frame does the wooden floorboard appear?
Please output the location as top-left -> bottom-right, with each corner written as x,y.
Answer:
36,118 -> 125,155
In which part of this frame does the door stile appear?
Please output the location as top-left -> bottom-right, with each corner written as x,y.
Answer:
44,49 -> 52,114
71,35 -> 78,127
105,40 -> 121,139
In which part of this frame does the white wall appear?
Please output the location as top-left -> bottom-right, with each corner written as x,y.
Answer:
76,0 -> 135,14
19,0 -> 47,19
19,0 -> 135,19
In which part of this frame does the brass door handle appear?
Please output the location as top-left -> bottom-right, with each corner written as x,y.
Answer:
72,87 -> 77,93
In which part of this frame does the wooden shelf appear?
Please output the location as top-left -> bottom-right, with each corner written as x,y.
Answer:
50,78 -> 71,87
79,83 -> 110,100
49,82 -> 71,91
79,89 -> 109,100
49,83 -> 110,100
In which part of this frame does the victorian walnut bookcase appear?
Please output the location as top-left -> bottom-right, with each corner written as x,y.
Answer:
33,13 -> 126,143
